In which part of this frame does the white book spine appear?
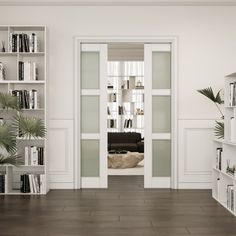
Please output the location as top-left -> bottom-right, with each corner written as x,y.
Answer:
29,90 -> 33,109
229,83 -> 235,106
34,175 -> 40,193
24,146 -> 29,165
230,117 -> 236,142
32,174 -> 37,193
40,175 -> 45,194
33,90 -> 38,109
9,33 -> 12,52
29,34 -> 33,53
29,175 -> 34,193
34,35 -> 38,53
32,62 -> 36,81
31,146 -> 38,166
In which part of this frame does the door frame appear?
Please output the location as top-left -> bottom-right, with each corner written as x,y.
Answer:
74,36 -> 178,189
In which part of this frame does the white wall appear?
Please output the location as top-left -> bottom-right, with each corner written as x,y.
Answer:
1,5 -> 235,188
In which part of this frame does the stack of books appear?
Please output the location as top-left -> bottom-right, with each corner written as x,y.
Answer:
18,61 -> 38,81
10,89 -> 38,109
20,174 -> 43,194
9,33 -> 38,53
0,174 -> 5,193
25,146 -> 44,166
108,119 -> 116,128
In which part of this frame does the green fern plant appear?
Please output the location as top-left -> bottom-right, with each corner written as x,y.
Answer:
0,154 -> 21,165
197,87 -> 224,139
0,92 -> 18,110
13,115 -> 46,139
0,122 -> 16,153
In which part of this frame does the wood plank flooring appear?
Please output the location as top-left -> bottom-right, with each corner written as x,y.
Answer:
0,176 -> 236,236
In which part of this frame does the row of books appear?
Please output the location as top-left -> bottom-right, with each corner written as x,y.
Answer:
124,119 -> 133,128
20,174 -> 43,193
10,89 -> 39,109
25,146 -> 44,166
18,61 -> 38,81
0,174 -> 5,193
226,185 -> 234,211
108,119 -> 117,128
216,147 -> 223,170
9,33 -> 38,53
229,82 -> 236,106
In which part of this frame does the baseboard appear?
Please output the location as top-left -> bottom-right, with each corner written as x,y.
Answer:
145,177 -> 171,188
178,182 -> 211,189
50,182 -> 74,189
81,177 -> 107,188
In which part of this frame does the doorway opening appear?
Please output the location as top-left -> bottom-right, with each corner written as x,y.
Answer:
107,43 -> 145,179
75,37 -> 177,190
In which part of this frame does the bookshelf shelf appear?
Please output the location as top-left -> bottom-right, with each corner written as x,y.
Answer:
0,81 -> 45,84
212,72 -> 236,216
0,25 -> 48,195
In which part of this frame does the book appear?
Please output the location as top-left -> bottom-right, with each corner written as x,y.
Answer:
230,117 -> 236,142
31,146 -> 38,166
25,146 -> 29,165
0,174 -> 5,193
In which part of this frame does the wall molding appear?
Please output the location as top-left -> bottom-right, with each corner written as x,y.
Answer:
48,119 -> 74,189
0,0 -> 236,6
178,119 -> 214,189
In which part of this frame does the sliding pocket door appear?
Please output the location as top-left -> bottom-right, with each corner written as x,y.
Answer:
80,44 -> 107,188
144,44 -> 172,188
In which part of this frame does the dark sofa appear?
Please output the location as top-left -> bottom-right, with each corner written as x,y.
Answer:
108,132 -> 144,153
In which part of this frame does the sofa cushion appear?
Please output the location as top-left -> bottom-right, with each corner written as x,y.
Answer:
108,132 -> 141,143
110,143 -> 138,152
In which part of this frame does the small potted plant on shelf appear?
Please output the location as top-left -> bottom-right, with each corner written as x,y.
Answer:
0,92 -> 46,166
197,87 -> 224,139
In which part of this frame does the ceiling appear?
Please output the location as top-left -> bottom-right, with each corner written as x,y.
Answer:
0,0 -> 236,5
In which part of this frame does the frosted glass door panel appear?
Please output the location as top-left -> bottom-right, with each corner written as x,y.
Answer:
81,140 -> 99,177
81,96 -> 99,133
152,52 -> 171,89
152,96 -> 171,133
152,140 -> 171,177
81,52 -> 100,89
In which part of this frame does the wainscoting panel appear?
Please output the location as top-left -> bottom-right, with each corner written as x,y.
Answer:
178,119 -> 214,189
49,120 -> 74,189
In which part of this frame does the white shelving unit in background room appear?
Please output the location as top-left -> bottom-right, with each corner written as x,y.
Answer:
107,61 -> 144,137
212,72 -> 236,215
0,26 -> 48,195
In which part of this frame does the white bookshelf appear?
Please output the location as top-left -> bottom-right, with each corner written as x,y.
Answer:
0,25 -> 48,195
212,72 -> 236,215
107,62 -> 144,137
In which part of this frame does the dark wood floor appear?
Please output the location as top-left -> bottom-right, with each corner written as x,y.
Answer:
1,176 -> 236,236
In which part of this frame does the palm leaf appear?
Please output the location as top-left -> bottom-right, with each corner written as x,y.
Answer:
0,92 -> 19,110
13,115 -> 46,139
0,122 -> 16,153
215,90 -> 224,104
0,154 -> 22,165
215,121 -> 224,139
197,87 -> 223,105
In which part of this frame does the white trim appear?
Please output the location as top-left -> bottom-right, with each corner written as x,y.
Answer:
144,44 -> 152,188
152,133 -> 171,139
99,44 -> 108,188
74,36 -> 178,189
50,183 -> 74,189
152,89 -> 171,96
81,177 -> 104,188
1,1 -> 236,6
178,182 -> 211,189
150,177 -> 171,188
81,133 -> 100,139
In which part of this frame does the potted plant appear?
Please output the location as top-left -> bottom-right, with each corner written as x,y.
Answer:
0,92 -> 46,166
197,87 -> 224,139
